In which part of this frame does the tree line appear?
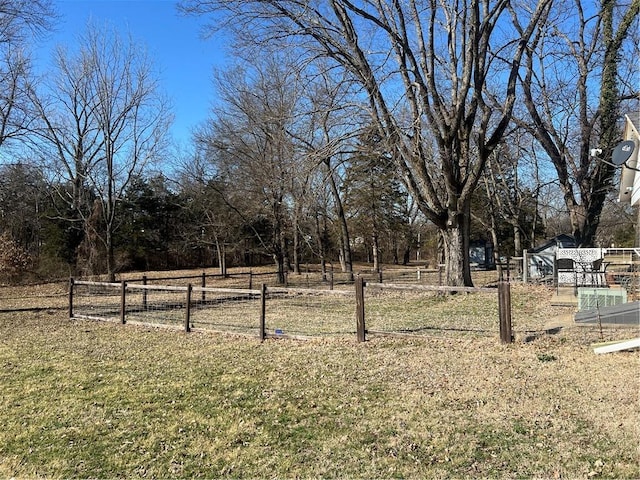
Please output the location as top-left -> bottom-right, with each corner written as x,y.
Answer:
0,0 -> 637,285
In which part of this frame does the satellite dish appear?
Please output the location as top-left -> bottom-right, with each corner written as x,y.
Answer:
611,140 -> 636,166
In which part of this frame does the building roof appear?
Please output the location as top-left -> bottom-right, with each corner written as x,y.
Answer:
530,234 -> 576,254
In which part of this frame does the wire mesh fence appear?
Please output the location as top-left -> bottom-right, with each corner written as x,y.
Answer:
189,288 -> 262,335
363,283 -> 499,338
70,280 -> 357,338
70,277 -> 510,342
118,265 -> 488,292
262,287 -> 355,337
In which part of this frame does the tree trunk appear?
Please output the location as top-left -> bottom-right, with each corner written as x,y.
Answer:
314,211 -> 328,281
215,237 -> 227,276
292,206 -> 301,274
106,229 -> 115,282
440,227 -> 471,287
513,226 -> 522,259
440,205 -> 472,286
490,227 -> 500,266
324,158 -> 353,280
372,232 -> 379,272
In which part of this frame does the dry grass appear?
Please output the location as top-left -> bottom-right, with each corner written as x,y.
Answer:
0,276 -> 638,479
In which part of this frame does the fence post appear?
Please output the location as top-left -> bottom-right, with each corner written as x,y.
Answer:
120,281 -> 127,324
378,268 -> 383,283
355,276 -> 366,342
185,283 -> 192,333
142,275 -> 148,310
330,267 -> 334,290
68,277 -> 74,319
249,270 -> 253,290
259,283 -> 267,341
498,281 -> 513,343
201,272 -> 206,302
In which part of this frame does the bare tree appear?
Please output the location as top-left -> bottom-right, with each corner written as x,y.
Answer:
33,23 -> 172,280
197,56 -> 306,283
0,0 -> 54,151
473,131 -> 550,260
517,0 -> 639,247
0,0 -> 54,45
181,0 -> 552,286
291,68 -> 362,279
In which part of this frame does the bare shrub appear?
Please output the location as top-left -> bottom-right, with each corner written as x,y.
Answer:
0,232 -> 32,283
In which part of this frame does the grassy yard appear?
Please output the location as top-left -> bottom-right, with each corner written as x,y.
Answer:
0,280 -> 638,478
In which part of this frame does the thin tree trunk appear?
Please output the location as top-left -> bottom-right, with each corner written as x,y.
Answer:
324,158 -> 353,280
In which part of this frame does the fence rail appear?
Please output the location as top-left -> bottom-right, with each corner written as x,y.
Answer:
116,264 -> 492,291
69,278 -> 513,343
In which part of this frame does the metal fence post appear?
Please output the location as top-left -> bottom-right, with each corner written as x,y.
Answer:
201,272 -> 206,302
120,281 -> 127,324
260,283 -> 267,341
185,283 -> 192,333
142,275 -> 148,310
68,277 -> 74,319
498,281 -> 513,343
356,276 -> 366,342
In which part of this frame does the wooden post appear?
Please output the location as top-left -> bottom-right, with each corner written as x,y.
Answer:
201,272 -> 206,302
355,276 -> 366,342
68,277 -> 74,319
498,281 -> 513,343
142,275 -> 148,310
378,268 -> 383,283
330,267 -> 334,290
120,281 -> 127,324
249,270 -> 253,290
259,283 -> 267,341
185,283 -> 192,333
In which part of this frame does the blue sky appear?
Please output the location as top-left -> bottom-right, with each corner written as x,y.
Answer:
33,0 -> 228,146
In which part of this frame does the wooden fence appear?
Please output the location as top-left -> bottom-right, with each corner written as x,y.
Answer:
68,278 -> 513,343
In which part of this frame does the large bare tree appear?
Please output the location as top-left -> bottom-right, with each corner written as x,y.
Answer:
33,23 -> 172,280
517,0 -> 639,247
181,0 -> 552,286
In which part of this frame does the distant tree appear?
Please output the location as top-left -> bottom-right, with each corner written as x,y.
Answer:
472,135 -> 546,260
290,69 -> 362,279
0,162 -> 45,255
180,0 -> 554,286
33,23 -> 172,280
343,127 -> 407,270
0,232 -> 32,283
117,175 -> 181,271
176,153 -> 247,273
196,55 -> 310,283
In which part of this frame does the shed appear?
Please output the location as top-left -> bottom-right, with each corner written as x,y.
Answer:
469,239 -> 494,270
527,234 -> 576,278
